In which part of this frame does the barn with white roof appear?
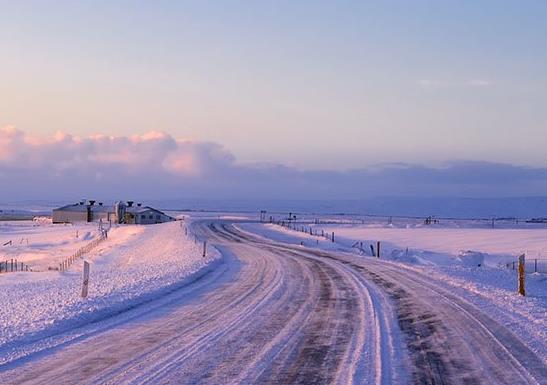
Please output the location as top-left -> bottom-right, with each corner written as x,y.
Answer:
52,200 -> 175,225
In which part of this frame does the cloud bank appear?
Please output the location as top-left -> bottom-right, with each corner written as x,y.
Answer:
1,126 -> 546,201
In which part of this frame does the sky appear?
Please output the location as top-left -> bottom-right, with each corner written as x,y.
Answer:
1,1 -> 546,202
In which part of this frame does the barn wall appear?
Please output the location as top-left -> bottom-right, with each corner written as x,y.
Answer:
133,211 -> 174,224
53,206 -> 174,225
91,211 -> 110,222
52,210 -> 88,223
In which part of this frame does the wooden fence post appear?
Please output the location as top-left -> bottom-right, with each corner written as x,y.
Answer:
203,241 -> 207,257
81,261 -> 90,298
518,254 -> 525,296
331,232 -> 334,243
376,241 -> 381,258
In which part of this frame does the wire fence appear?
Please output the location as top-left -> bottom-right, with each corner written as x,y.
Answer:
0,229 -> 108,274
266,213 -> 547,230
273,219 -> 547,274
55,230 -> 108,272
0,259 -> 32,273
504,259 -> 547,274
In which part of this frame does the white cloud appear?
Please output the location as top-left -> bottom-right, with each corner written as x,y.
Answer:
0,126 -> 228,175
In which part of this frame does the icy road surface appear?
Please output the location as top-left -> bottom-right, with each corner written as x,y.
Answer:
0,221 -> 545,384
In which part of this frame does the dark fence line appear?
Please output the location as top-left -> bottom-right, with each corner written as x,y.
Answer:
505,259 -> 547,274
55,230 -> 108,272
263,213 -> 547,229
0,259 -> 31,273
274,220 -> 547,274
276,220 -> 335,243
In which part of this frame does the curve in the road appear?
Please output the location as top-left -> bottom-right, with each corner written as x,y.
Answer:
0,220 -> 545,385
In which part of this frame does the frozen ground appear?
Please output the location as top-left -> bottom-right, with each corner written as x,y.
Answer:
0,220 -> 220,365
237,221 -> 547,362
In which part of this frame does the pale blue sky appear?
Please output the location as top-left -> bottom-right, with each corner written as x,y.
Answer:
1,1 -> 546,169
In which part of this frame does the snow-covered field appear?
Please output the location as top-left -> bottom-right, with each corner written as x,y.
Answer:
237,221 -> 547,361
0,220 -> 220,364
317,223 -> 547,264
0,220 -> 107,271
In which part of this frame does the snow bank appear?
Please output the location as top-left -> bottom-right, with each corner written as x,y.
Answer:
455,250 -> 485,267
0,220 -> 220,364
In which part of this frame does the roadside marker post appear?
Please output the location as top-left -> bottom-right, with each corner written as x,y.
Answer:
81,261 -> 90,298
518,254 -> 525,296
376,241 -> 381,258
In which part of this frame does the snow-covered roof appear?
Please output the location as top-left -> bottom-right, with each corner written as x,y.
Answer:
53,202 -> 173,218
126,206 -> 170,216
53,203 -> 112,213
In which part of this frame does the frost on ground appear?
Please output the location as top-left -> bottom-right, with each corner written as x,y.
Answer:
237,221 -> 547,362
0,220 -> 219,364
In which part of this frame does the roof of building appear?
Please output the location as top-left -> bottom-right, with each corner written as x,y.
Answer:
126,206 -> 171,216
53,202 -> 174,219
53,203 -> 112,213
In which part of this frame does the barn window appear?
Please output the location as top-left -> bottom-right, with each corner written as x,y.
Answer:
149,215 -> 153,219
156,215 -> 160,220
141,215 -> 146,219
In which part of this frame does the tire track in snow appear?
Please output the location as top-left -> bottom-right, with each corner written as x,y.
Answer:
6,219 -> 539,384
0,221 -> 401,385
230,223 -> 546,385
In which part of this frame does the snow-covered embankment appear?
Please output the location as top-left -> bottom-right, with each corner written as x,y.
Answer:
0,220 -> 220,364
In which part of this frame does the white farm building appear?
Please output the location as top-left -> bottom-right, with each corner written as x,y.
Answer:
52,200 -> 176,225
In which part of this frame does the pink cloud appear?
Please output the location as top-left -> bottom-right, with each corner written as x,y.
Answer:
0,126 -> 224,176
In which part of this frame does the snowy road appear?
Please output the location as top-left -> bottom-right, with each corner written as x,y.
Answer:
1,221 -> 545,384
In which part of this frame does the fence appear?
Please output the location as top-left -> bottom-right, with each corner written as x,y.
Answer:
56,230 -> 108,272
275,220 -> 547,273
267,213 -> 547,230
276,220 -> 335,243
0,259 -> 32,273
1,239 -> 33,273
505,258 -> 547,274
